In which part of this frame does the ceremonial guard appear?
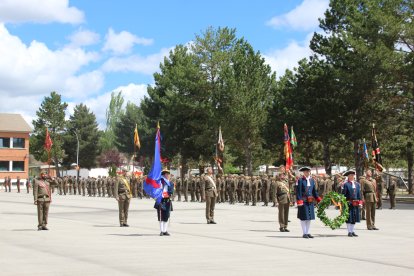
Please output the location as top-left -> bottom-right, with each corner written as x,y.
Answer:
155,169 -> 174,236
115,170 -> 132,227
33,171 -> 56,230
342,171 -> 362,237
296,167 -> 321,238
204,167 -> 218,224
276,167 -> 291,232
360,169 -> 379,230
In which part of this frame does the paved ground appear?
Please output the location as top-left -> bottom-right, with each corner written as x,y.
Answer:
0,192 -> 413,276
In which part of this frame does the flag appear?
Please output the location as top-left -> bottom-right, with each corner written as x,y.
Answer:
290,126 -> 297,148
218,126 -> 224,152
134,124 -> 140,149
144,124 -> 163,203
371,123 -> 384,171
44,128 -> 53,152
362,139 -> 369,169
283,123 -> 293,171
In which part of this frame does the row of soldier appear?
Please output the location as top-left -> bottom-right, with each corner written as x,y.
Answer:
7,171 -> 393,210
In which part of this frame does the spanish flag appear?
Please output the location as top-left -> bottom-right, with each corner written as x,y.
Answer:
134,124 -> 140,149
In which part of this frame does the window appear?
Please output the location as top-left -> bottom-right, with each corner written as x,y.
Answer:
0,138 -> 10,148
12,161 -> 24,171
0,161 -> 9,171
13,138 -> 25,148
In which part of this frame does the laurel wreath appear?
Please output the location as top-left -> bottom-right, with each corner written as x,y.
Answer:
317,191 -> 349,230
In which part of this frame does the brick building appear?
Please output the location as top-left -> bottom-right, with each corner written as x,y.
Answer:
0,114 -> 31,190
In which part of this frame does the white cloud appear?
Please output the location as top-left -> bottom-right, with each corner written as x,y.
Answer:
102,47 -> 171,75
103,28 -> 153,55
0,0 -> 84,24
68,83 -> 148,129
67,29 -> 100,48
267,0 -> 329,31
263,33 -> 314,76
0,24 -> 101,99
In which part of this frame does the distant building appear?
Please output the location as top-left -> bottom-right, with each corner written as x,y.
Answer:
0,113 -> 31,188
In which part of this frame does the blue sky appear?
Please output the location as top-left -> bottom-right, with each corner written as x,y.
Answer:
0,0 -> 329,128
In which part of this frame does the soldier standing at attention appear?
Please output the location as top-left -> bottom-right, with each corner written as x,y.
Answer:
388,178 -> 397,210
102,176 -> 107,197
33,171 -> 56,230
361,169 -> 379,230
97,176 -> 102,197
221,175 -> 227,203
182,176 -> 188,202
215,175 -> 222,203
244,176 -> 252,205
195,176 -> 201,202
296,167 -> 322,239
237,175 -> 244,203
26,177 -> 31,193
261,175 -> 270,206
251,176 -> 259,206
16,176 -> 21,193
204,167 -> 218,224
276,168 -> 291,232
107,177 -> 113,198
80,176 -> 86,196
270,175 -> 278,207
7,176 -> 11,192
115,170 -> 132,227
176,176 -> 182,202
374,172 -> 383,209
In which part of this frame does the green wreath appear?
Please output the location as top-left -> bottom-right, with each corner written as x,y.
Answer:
317,191 -> 349,230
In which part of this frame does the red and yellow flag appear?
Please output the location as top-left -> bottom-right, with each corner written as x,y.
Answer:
44,128 -> 53,152
283,124 -> 293,171
134,124 -> 140,149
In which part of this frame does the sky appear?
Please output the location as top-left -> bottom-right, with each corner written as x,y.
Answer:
0,0 -> 329,129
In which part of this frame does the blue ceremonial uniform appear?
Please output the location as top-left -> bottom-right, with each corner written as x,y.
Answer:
296,177 -> 320,221
154,177 -> 174,222
342,181 -> 361,224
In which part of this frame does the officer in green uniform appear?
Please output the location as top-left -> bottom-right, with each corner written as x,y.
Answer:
276,169 -> 291,232
115,170 -> 132,227
361,170 -> 379,230
33,171 -> 56,230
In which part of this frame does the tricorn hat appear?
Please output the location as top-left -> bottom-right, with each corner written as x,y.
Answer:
343,170 -> 356,176
299,166 -> 311,172
161,169 -> 170,175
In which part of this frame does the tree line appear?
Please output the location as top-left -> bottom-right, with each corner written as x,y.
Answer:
30,0 -> 413,193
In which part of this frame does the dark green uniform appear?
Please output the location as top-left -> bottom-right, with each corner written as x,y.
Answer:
361,176 -> 378,230
276,178 -> 291,231
115,175 -> 132,226
33,177 -> 56,230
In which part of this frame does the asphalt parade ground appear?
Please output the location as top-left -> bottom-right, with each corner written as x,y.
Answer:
0,192 -> 413,276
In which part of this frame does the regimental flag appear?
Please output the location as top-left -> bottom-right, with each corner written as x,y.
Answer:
144,124 -> 163,203
290,126 -> 297,149
371,124 -> 384,171
362,139 -> 369,169
218,126 -> 224,152
216,126 -> 224,174
283,123 -> 294,171
44,128 -> 53,152
134,124 -> 140,149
